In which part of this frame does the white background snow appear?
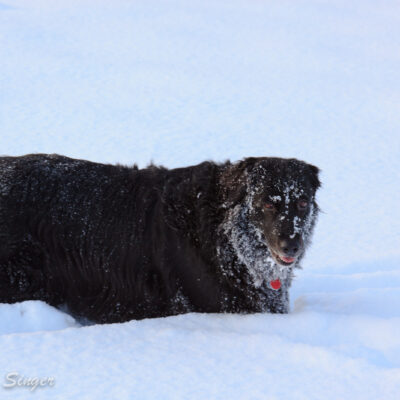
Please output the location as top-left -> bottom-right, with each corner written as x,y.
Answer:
1,0 -> 400,398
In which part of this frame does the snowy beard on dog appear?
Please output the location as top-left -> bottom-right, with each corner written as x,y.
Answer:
219,203 -> 290,288
218,186 -> 317,290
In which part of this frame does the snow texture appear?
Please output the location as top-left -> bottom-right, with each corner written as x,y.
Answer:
1,0 -> 400,399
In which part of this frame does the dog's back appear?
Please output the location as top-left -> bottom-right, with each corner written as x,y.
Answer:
0,154 -> 173,321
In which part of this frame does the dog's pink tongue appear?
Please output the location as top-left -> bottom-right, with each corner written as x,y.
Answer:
281,256 -> 295,263
270,279 -> 281,290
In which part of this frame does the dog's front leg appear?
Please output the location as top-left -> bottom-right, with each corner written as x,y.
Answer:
263,286 -> 290,314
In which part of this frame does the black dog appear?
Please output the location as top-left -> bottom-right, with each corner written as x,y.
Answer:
0,154 -> 320,323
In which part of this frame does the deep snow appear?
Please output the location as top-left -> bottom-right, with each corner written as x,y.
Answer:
1,0 -> 400,399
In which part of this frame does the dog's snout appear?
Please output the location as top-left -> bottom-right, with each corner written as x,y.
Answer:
279,237 -> 301,257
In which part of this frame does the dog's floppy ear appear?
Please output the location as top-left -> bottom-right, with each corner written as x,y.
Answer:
219,158 -> 257,207
308,164 -> 321,190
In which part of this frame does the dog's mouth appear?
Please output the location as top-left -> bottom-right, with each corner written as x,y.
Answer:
270,250 -> 297,266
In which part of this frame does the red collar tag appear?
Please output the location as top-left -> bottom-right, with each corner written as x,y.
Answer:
270,279 -> 281,290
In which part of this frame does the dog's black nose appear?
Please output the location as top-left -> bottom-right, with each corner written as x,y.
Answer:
279,237 -> 301,257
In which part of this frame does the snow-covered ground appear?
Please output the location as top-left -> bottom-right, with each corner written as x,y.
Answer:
1,0 -> 400,398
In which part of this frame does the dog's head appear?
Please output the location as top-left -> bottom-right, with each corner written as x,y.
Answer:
220,157 -> 320,274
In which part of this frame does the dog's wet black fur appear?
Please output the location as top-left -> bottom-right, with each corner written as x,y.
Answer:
0,154 -> 320,323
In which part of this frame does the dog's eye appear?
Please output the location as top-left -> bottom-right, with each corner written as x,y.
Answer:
264,202 -> 275,211
298,200 -> 308,210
